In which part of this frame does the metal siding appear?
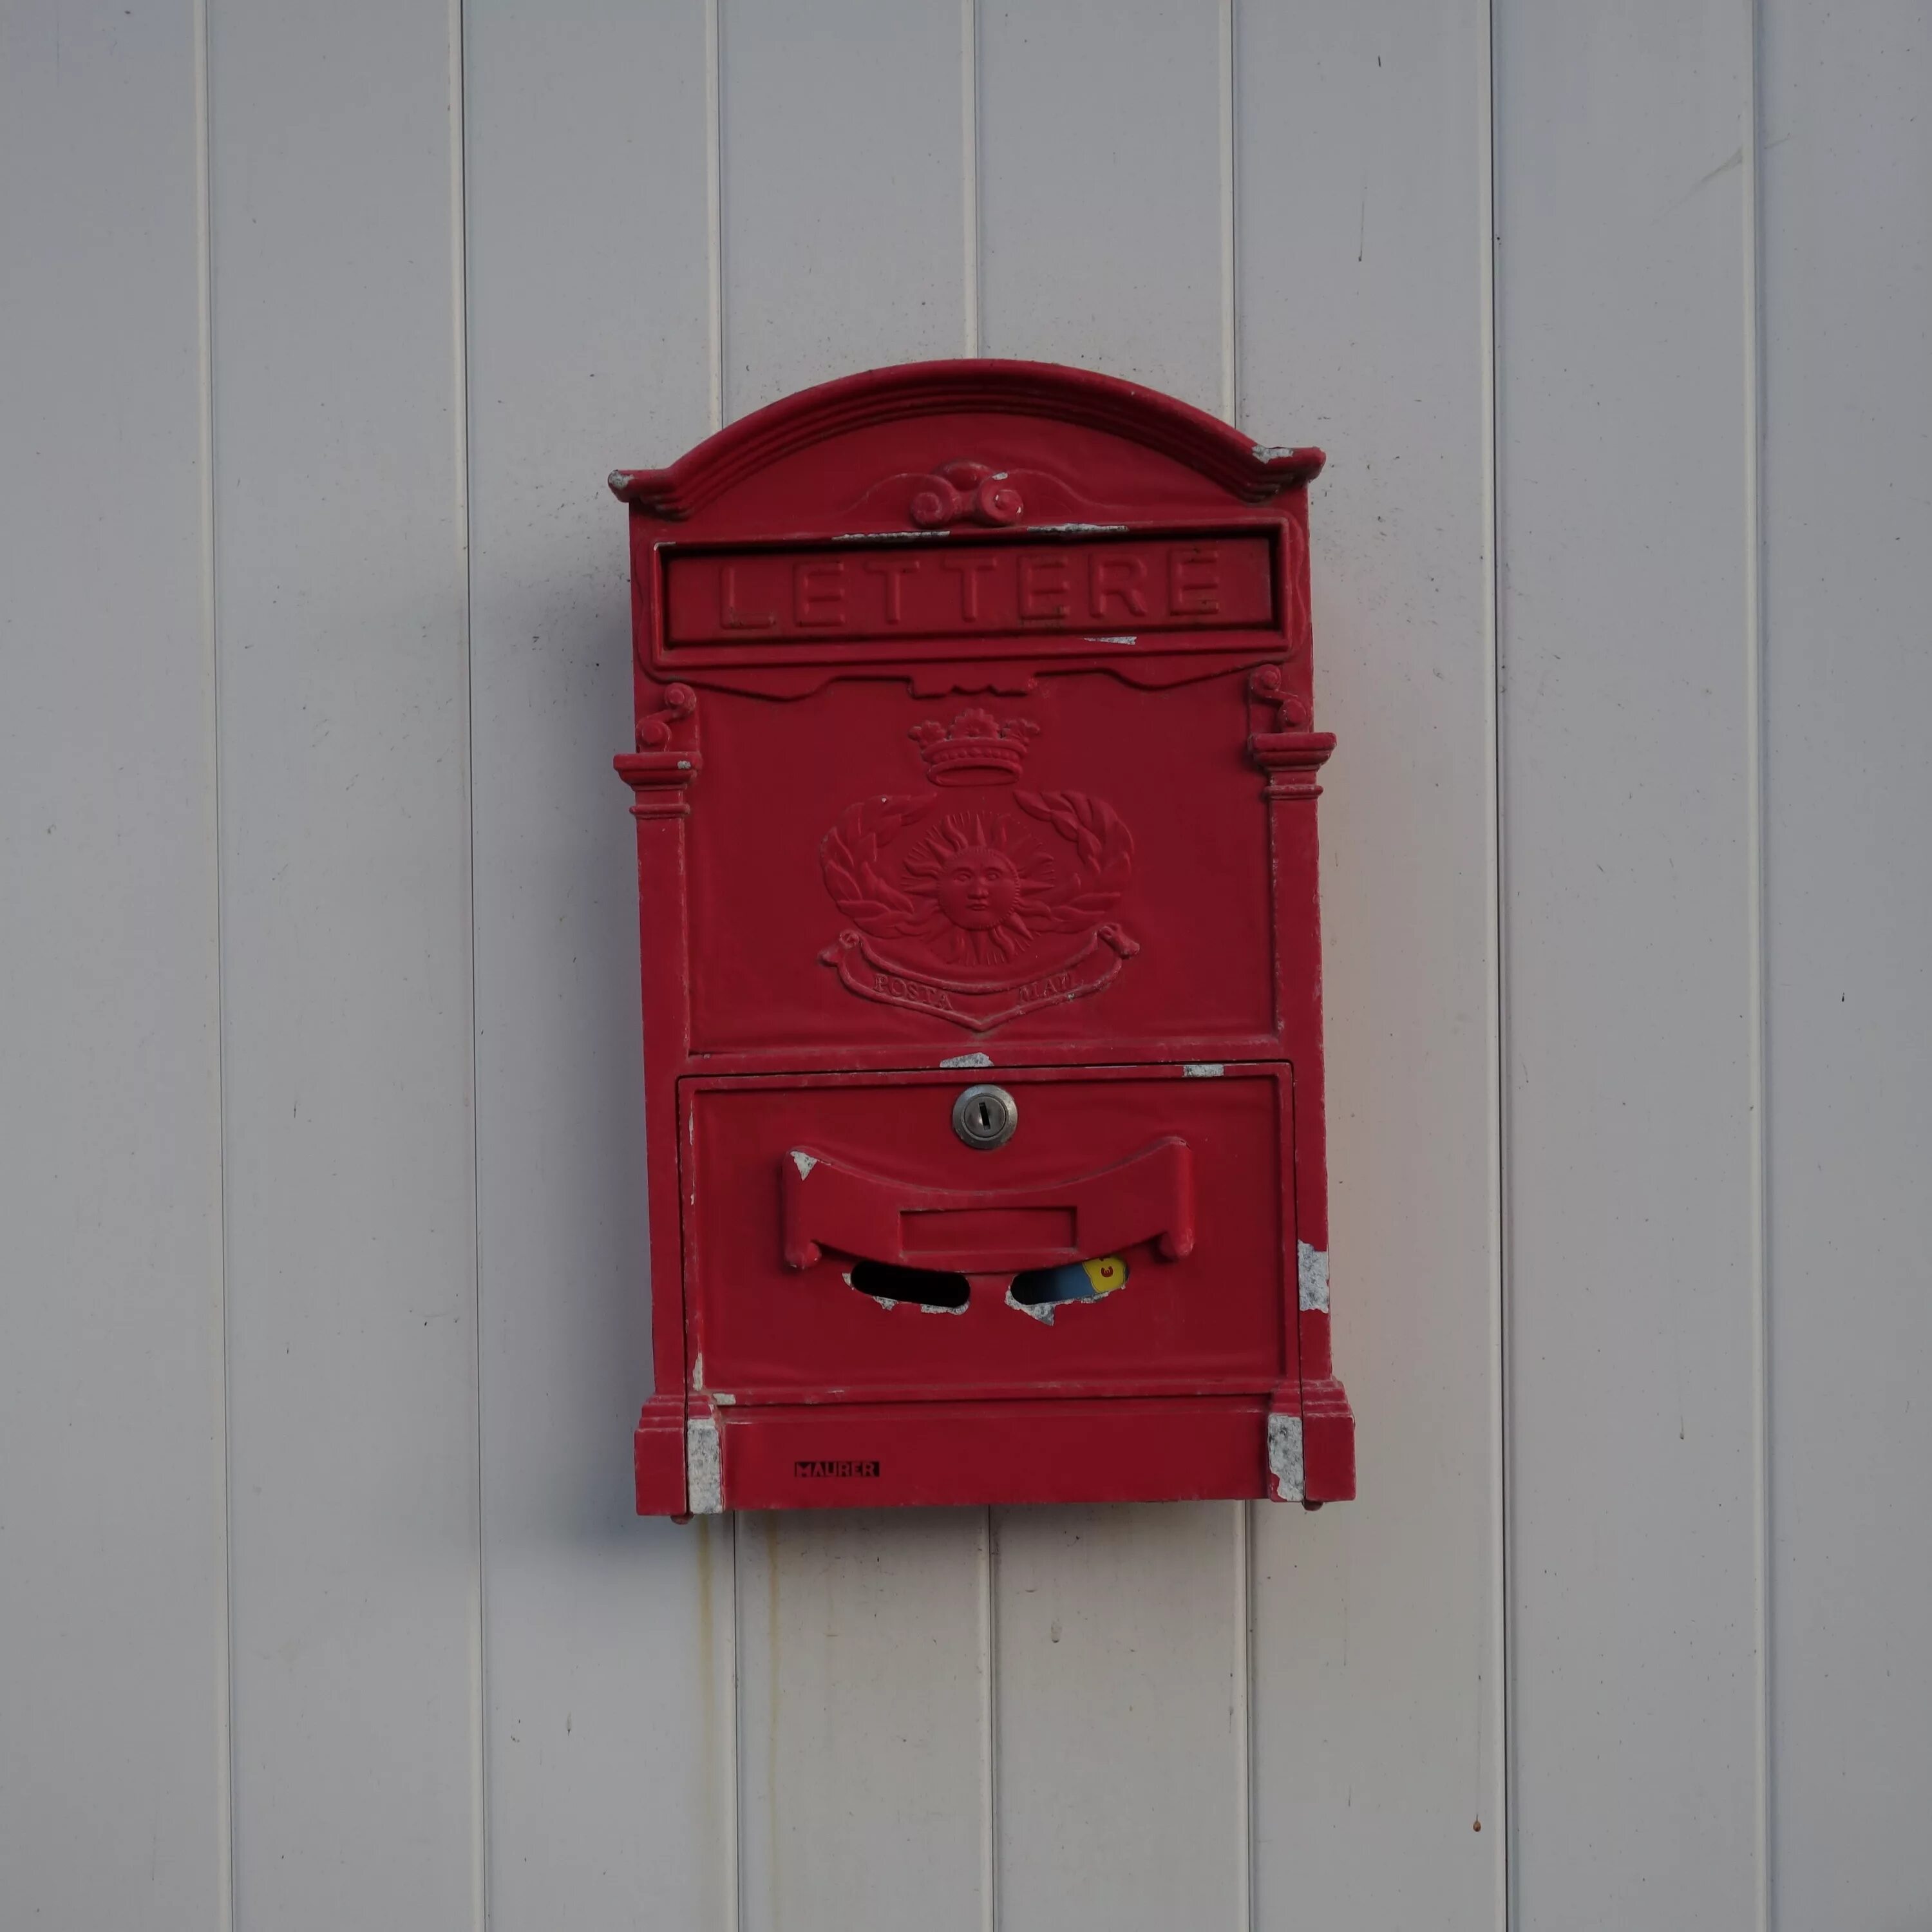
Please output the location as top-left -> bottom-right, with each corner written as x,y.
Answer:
719,0 -> 971,421
6,3 -> 1931,1927
715,10 -> 991,1925
461,5 -> 729,1929
976,9 -> 1248,1926
1495,1 -> 1765,1923
1238,3 -> 1506,1924
1761,1 -> 1932,1921
208,0 -> 483,1923
0,5 -> 228,1927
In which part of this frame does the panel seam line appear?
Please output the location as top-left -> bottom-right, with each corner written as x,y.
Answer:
1219,0 -> 1240,426
196,1 -> 237,1924
1226,11 -> 1256,1926
979,1508 -> 1001,1932
962,0 -> 982,357
450,0 -> 489,1924
1482,0 -> 1514,1920
1741,0 -> 1774,1923
706,0 -> 726,429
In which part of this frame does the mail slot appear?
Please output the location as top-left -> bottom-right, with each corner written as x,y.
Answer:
611,359 -> 1354,1513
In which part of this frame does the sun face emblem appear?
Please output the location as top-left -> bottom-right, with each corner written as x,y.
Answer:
900,813 -> 1056,967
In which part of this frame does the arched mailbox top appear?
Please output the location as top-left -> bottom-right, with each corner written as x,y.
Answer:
608,357 -> 1324,518
610,359 -> 1324,697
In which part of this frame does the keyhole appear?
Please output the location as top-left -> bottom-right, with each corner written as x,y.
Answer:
951,1083 -> 1018,1150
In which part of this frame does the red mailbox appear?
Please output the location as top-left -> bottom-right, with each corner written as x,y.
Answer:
611,360 -> 1354,1514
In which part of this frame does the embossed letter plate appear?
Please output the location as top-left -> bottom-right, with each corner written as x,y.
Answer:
612,360 -> 1354,1514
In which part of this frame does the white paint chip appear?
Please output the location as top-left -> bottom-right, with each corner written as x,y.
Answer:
1267,1414 -> 1305,1502
941,1052 -> 992,1070
690,1352 -> 703,1389
790,1150 -> 817,1179
1005,1287 -> 1056,1325
1297,1242 -> 1330,1312
1182,1062 -> 1226,1079
1086,634 -> 1138,646
686,1414 -> 723,1515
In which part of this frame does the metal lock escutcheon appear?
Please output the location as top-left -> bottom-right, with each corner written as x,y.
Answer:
952,1083 -> 1018,1151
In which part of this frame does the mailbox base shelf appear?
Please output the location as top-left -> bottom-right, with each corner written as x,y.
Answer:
636,1385 -> 1355,1515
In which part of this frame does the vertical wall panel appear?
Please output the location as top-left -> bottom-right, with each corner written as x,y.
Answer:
717,9 -> 989,1927
1238,4 -> 1505,1925
994,1506 -> 1245,1930
977,8 -> 1244,1927
209,2 -> 481,1925
720,0 -> 969,419
981,0 -> 1221,419
0,5 -> 227,1927
736,1514 -> 989,1932
462,5 -> 732,1927
979,0 -> 1228,415
1495,4 -> 1761,1925
1760,4 -> 1932,1924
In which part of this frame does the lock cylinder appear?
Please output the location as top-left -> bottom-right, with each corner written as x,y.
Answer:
951,1083 -> 1018,1150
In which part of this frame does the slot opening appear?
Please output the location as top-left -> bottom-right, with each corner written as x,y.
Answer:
848,1258 -> 971,1311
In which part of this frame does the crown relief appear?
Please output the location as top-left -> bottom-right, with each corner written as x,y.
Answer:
908,708 -> 1039,786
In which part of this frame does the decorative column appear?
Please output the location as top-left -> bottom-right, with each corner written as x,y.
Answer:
614,683 -> 703,1515
1249,665 -> 1354,1504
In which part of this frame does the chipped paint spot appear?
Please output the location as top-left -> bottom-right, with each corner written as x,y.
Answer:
1182,1062 -> 1225,1079
691,1352 -> 703,1388
1024,521 -> 1129,535
1005,1287 -> 1056,1325
791,1150 -> 817,1179
829,529 -> 948,543
941,1051 -> 993,1070
1252,444 -> 1298,462
712,1392 -> 735,1406
1086,634 -> 1138,646
1297,1242 -> 1330,1312
676,759 -> 692,770
687,1415 -> 723,1515
1267,1414 -> 1305,1502
919,1301 -> 969,1316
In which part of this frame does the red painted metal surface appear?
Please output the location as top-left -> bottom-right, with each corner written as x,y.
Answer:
611,359 -> 1354,1513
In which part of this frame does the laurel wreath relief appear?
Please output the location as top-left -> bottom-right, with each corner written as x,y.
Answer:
1011,791 -> 1135,933
819,793 -> 937,936
819,790 -> 1134,947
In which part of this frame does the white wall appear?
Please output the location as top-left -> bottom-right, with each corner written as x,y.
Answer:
2,3 -> 1926,1927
